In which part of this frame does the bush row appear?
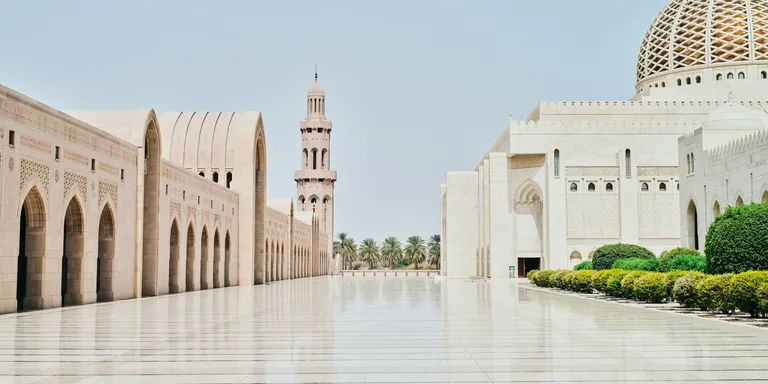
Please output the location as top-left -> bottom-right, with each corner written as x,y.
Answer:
528,269 -> 768,317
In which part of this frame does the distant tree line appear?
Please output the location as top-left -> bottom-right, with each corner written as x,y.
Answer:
333,233 -> 441,270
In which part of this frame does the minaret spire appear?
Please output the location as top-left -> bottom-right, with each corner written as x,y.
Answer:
314,65 -> 318,83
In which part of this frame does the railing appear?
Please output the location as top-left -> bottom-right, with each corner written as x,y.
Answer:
339,270 -> 440,277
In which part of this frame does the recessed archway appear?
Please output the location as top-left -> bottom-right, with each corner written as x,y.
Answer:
224,231 -> 231,287
186,223 -> 195,292
63,196 -> 85,306
735,195 -> 745,206
169,220 -> 180,293
200,226 -> 209,290
17,186 -> 47,312
687,200 -> 699,250
213,229 -> 221,288
763,191 -> 768,202
97,204 -> 115,302
713,201 -> 721,218
142,120 -> 161,296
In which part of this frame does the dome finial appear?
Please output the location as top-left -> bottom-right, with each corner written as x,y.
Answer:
314,65 -> 318,83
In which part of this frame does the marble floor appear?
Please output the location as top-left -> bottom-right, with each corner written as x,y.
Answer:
1,278 -> 768,383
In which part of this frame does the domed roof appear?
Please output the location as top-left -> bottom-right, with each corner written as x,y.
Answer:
701,101 -> 768,131
308,80 -> 325,96
637,0 -> 768,83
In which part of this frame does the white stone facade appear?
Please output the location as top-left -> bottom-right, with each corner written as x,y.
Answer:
0,77 -> 332,314
441,0 -> 768,279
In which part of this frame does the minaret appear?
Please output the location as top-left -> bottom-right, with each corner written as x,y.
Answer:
295,70 -> 337,271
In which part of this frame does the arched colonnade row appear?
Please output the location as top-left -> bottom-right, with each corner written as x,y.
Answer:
684,190 -> 768,251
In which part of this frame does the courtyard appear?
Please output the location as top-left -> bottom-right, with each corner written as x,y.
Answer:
1,278 -> 768,383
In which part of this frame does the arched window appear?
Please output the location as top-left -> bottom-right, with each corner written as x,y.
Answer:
659,182 -> 667,191
226,172 -> 232,189
686,77 -> 691,85
625,149 -> 631,178
321,149 -> 327,169
727,72 -> 734,79
588,182 -> 596,191
641,182 -> 649,191
199,172 -> 205,178
676,78 -> 682,86
690,153 -> 695,173
676,182 -> 679,190
661,81 -> 666,87
687,153 -> 691,174
736,196 -> 744,206
716,73 -> 723,81
606,182 -> 613,192
554,149 -> 560,178
570,183 -> 578,192
303,149 -> 309,168
713,201 -> 721,217
569,251 -> 582,261
695,75 -> 701,83
588,250 -> 595,260
299,196 -> 306,210
312,149 -> 318,170
212,172 -> 219,183
738,72 -> 746,79
762,71 -> 767,79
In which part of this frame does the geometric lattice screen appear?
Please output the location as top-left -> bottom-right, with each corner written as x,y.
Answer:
637,0 -> 768,82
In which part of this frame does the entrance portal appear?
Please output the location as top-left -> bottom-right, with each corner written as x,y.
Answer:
518,258 -> 541,278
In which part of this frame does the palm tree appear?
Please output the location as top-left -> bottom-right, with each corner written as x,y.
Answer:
380,237 -> 403,269
358,238 -> 380,270
404,236 -> 427,268
428,234 -> 441,269
335,232 -> 357,270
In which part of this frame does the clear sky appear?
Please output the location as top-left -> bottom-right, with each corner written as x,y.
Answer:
0,0 -> 668,243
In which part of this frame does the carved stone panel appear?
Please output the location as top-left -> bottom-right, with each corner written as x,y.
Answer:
64,171 -> 88,206
98,180 -> 118,209
20,158 -> 50,195
637,166 -> 678,177
565,166 -> 620,177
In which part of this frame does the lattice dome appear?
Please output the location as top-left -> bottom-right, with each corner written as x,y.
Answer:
637,0 -> 768,83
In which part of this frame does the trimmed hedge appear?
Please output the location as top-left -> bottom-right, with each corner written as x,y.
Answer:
612,257 -> 660,271
727,271 -> 768,317
667,255 -> 707,273
659,247 -> 699,272
527,270 -> 539,281
592,269 -> 614,293
757,283 -> 768,317
571,270 -> 595,293
696,274 -> 734,314
672,273 -> 706,308
620,271 -> 649,299
574,261 -> 593,271
634,272 -> 667,303
592,243 -> 656,270
606,270 -> 632,297
705,203 -> 768,274
664,270 -> 691,298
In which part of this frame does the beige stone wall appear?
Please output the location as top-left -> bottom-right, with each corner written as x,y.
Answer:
0,85 -> 138,314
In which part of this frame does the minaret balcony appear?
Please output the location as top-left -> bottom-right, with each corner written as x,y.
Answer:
294,169 -> 337,181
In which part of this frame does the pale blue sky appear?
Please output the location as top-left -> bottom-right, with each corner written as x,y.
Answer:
0,0 -> 668,243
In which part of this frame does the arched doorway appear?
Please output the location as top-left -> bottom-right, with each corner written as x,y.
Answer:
736,196 -> 745,206
200,226 -> 209,290
17,187 -> 46,312
224,231 -> 231,287
265,239 -> 271,283
97,205 -> 115,302
253,132 -> 266,285
213,230 -> 221,288
515,181 -> 543,277
63,197 -> 85,306
687,200 -> 699,250
169,220 -> 180,293
143,121 -> 161,296
186,224 -> 195,291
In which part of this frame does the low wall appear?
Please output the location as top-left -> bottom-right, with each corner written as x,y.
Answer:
340,270 -> 440,277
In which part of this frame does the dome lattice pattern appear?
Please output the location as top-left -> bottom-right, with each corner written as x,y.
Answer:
637,0 -> 768,82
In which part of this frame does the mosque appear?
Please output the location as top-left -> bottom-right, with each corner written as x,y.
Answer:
441,0 -> 768,279
0,74 -> 337,314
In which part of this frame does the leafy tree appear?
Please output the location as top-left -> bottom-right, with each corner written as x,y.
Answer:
359,238 -> 380,269
404,236 -> 427,267
428,234 -> 441,268
381,237 -> 403,269
335,232 -> 357,270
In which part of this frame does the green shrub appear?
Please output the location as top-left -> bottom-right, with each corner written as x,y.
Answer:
757,283 -> 768,317
574,261 -> 593,271
672,273 -> 706,308
612,257 -> 660,271
592,243 -> 655,270
605,270 -> 631,297
664,270 -> 691,298
634,272 -> 668,303
696,274 -> 734,314
620,271 -> 649,299
592,269 -> 615,293
527,270 -> 539,282
705,203 -> 768,274
570,270 -> 595,293
536,270 -> 556,287
551,270 -> 570,289
561,271 -> 577,290
727,271 -> 768,317
659,247 -> 700,272
667,255 -> 707,273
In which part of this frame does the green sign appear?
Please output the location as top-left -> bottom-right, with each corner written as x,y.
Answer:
509,265 -> 515,271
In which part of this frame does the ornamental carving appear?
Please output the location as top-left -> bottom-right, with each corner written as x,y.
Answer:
8,156 -> 13,171
54,170 -> 59,183
63,150 -> 89,167
64,171 -> 88,206
20,158 -> 49,194
637,166 -> 678,177
20,135 -> 51,154
214,214 -> 221,231
100,162 -> 120,177
170,200 -> 181,224
186,206 -> 197,221
98,180 -> 118,209
565,166 -> 620,177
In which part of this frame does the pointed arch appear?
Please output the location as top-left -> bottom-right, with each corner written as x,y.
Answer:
186,222 -> 196,291
97,203 -> 115,302
687,200 -> 699,250
143,116 -> 162,296
17,185 -> 47,312
713,200 -> 721,218
62,196 -> 85,306
735,195 -> 745,206
213,228 -> 221,288
569,250 -> 582,261
224,231 -> 232,287
169,219 -> 181,293
253,128 -> 267,285
200,225 -> 210,290
321,148 -> 327,169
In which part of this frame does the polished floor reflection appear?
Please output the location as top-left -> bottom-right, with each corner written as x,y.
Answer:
1,278 -> 768,383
